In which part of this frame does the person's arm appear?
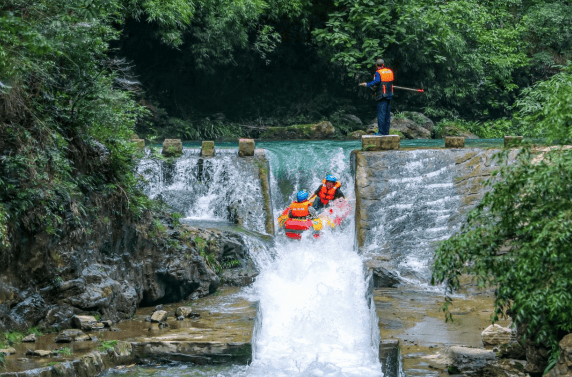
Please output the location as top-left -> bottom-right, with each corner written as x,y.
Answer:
308,206 -> 317,218
334,188 -> 346,200
313,186 -> 322,196
359,72 -> 380,87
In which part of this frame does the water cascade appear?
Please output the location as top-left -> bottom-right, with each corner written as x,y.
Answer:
137,148 -> 268,233
242,141 -> 382,376
357,149 -> 487,285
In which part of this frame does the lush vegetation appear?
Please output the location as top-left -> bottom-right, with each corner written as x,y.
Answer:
432,64 -> 572,368
1,0 -> 571,368
112,0 -> 572,140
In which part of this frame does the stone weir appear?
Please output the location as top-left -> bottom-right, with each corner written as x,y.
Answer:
352,148 -> 505,285
138,148 -> 274,235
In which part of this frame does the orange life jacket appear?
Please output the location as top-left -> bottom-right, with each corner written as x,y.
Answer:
290,200 -> 311,217
318,180 -> 342,205
374,67 -> 394,100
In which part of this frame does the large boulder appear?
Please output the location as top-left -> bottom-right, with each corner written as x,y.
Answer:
341,114 -> 363,130
448,346 -> 497,375
482,324 -> 514,349
259,121 -> 335,140
402,111 -> 435,132
438,125 -> 478,139
390,118 -> 431,139
348,130 -> 366,139
6,294 -> 48,330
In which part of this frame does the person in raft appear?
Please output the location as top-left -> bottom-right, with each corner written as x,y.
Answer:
286,190 -> 317,219
311,175 -> 345,211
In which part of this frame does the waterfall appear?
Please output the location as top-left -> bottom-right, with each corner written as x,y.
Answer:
361,149 -> 463,285
137,148 -> 267,233
237,141 -> 382,377
136,141 -> 383,376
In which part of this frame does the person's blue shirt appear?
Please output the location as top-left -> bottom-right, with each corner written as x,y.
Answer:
366,71 -> 393,99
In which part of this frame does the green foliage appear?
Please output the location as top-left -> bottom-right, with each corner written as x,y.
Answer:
313,0 -> 569,121
27,327 -> 43,337
98,340 -> 118,351
0,352 -> 4,365
432,146 -> 572,364
53,347 -> 72,357
513,64 -> 572,142
0,0 -> 161,250
2,331 -> 24,345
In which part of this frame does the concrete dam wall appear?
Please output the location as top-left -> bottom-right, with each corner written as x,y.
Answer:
352,148 -> 503,284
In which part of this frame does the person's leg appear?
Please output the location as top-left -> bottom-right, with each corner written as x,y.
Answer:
313,199 -> 323,210
376,100 -> 383,135
382,99 -> 391,135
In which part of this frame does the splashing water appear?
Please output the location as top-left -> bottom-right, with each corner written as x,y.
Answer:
137,148 -> 267,233
133,141 -> 383,376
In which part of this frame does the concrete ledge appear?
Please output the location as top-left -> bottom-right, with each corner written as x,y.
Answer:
238,139 -> 255,157
201,141 -> 215,157
162,139 -> 183,157
361,135 -> 400,151
504,136 -> 523,148
445,136 -> 465,148
379,339 -> 400,377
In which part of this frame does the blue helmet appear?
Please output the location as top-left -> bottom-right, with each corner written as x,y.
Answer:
325,175 -> 337,182
296,190 -> 309,202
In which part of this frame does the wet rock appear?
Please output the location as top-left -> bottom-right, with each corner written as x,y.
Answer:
484,359 -> 528,377
390,118 -> 431,139
176,316 -> 184,321
54,329 -> 91,343
150,310 -> 168,323
259,121 -> 335,140
7,294 -> 48,330
365,256 -> 400,288
21,333 -> 36,343
158,322 -> 169,329
154,304 -> 164,312
25,349 -> 52,357
102,320 -> 113,328
348,130 -> 366,139
449,346 -> 497,375
498,342 -> 526,360
145,316 -> 152,322
41,305 -> 75,329
0,347 -> 16,355
482,324 -> 513,349
175,307 -> 193,318
0,282 -> 23,307
545,334 -> 572,377
71,315 -> 98,331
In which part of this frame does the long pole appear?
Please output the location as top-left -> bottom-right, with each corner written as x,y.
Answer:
393,85 -> 424,93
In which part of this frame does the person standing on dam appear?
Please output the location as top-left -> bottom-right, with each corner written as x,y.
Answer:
359,58 -> 394,135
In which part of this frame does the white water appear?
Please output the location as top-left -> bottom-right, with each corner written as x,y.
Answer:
137,148 -> 267,233
236,142 -> 382,377
135,141 -> 383,376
